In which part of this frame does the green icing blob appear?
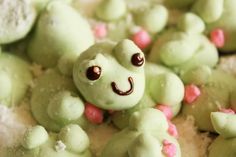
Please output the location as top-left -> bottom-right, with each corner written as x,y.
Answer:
133,4 -> 168,34
28,0 -> 94,68
211,112 -> 236,138
31,69 -> 88,132
95,0 -> 127,21
73,39 -> 145,110
4,125 -> 91,157
101,108 -> 181,157
192,0 -> 236,51
112,63 -> 183,129
209,112 -> 236,157
0,53 -> 32,106
0,0 -> 37,44
149,13 -> 218,76
182,70 -> 236,132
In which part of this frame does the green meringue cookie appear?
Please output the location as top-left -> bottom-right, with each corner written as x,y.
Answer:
28,0 -> 94,68
101,108 -> 181,157
73,39 -> 145,110
182,70 -> 236,131
209,112 -> 236,157
133,4 -> 168,34
112,63 -> 183,129
192,0 -> 236,51
149,13 -> 218,76
95,0 -> 127,21
5,124 -> 92,157
0,53 -> 32,106
211,112 -> 236,138
31,69 -> 88,132
0,0 -> 37,44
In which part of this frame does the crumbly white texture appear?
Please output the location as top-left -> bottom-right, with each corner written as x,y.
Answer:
0,0 -> 36,43
173,115 -> 213,157
217,55 -> 236,77
0,103 -> 36,148
87,124 -> 118,157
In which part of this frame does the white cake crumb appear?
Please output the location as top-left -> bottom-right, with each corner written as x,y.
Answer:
173,115 -> 213,157
55,140 -> 66,152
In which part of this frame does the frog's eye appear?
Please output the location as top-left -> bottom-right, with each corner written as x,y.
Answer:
131,53 -> 144,67
86,66 -> 102,81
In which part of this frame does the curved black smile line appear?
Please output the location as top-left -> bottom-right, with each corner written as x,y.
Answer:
111,77 -> 134,96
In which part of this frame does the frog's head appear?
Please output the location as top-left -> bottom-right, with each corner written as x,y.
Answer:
73,39 -> 145,110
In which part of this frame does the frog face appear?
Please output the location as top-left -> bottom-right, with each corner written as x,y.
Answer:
73,39 -> 145,110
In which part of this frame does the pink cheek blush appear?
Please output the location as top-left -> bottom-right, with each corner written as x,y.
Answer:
162,140 -> 177,157
84,103 -> 104,124
168,121 -> 178,138
131,29 -> 151,50
156,105 -> 173,120
184,84 -> 201,104
93,23 -> 107,39
210,28 -> 225,48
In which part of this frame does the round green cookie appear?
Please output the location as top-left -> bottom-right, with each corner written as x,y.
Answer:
0,0 -> 37,44
31,69 -> 87,132
28,0 -> 94,68
0,53 -> 32,106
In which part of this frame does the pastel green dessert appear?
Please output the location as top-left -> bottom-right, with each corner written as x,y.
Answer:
192,0 -> 236,52
3,124 -> 91,157
208,112 -> 236,157
31,69 -> 88,132
149,13 -> 219,78
182,69 -> 236,132
28,0 -> 94,71
132,4 -> 168,34
112,62 -> 183,129
0,0 -> 37,44
0,53 -> 32,106
73,39 -> 145,111
101,108 -> 181,157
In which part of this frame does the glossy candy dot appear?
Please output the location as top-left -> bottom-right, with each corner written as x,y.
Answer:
86,66 -> 102,81
210,28 -> 225,48
93,23 -> 107,39
131,53 -> 144,67
156,105 -> 173,120
219,108 -> 235,114
168,121 -> 178,138
131,29 -> 151,50
184,84 -> 201,104
162,140 -> 177,157
84,103 -> 104,124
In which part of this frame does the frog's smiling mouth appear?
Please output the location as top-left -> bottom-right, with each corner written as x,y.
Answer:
111,77 -> 134,96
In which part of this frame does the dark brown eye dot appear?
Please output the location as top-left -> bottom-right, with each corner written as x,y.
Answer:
86,66 -> 101,81
131,53 -> 144,66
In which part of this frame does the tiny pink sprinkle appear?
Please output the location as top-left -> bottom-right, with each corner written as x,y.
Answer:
184,84 -> 201,104
168,121 -> 178,138
210,28 -> 225,48
93,23 -> 107,39
131,29 -> 151,50
219,108 -> 235,114
162,140 -> 177,157
156,105 -> 173,120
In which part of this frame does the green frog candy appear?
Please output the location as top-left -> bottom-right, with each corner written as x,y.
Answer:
3,124 -> 91,157
181,67 -> 236,132
73,39 -> 184,128
30,69 -> 88,132
149,13 -> 219,78
0,52 -> 32,106
28,0 -> 94,74
208,112 -> 236,157
101,108 -> 181,157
